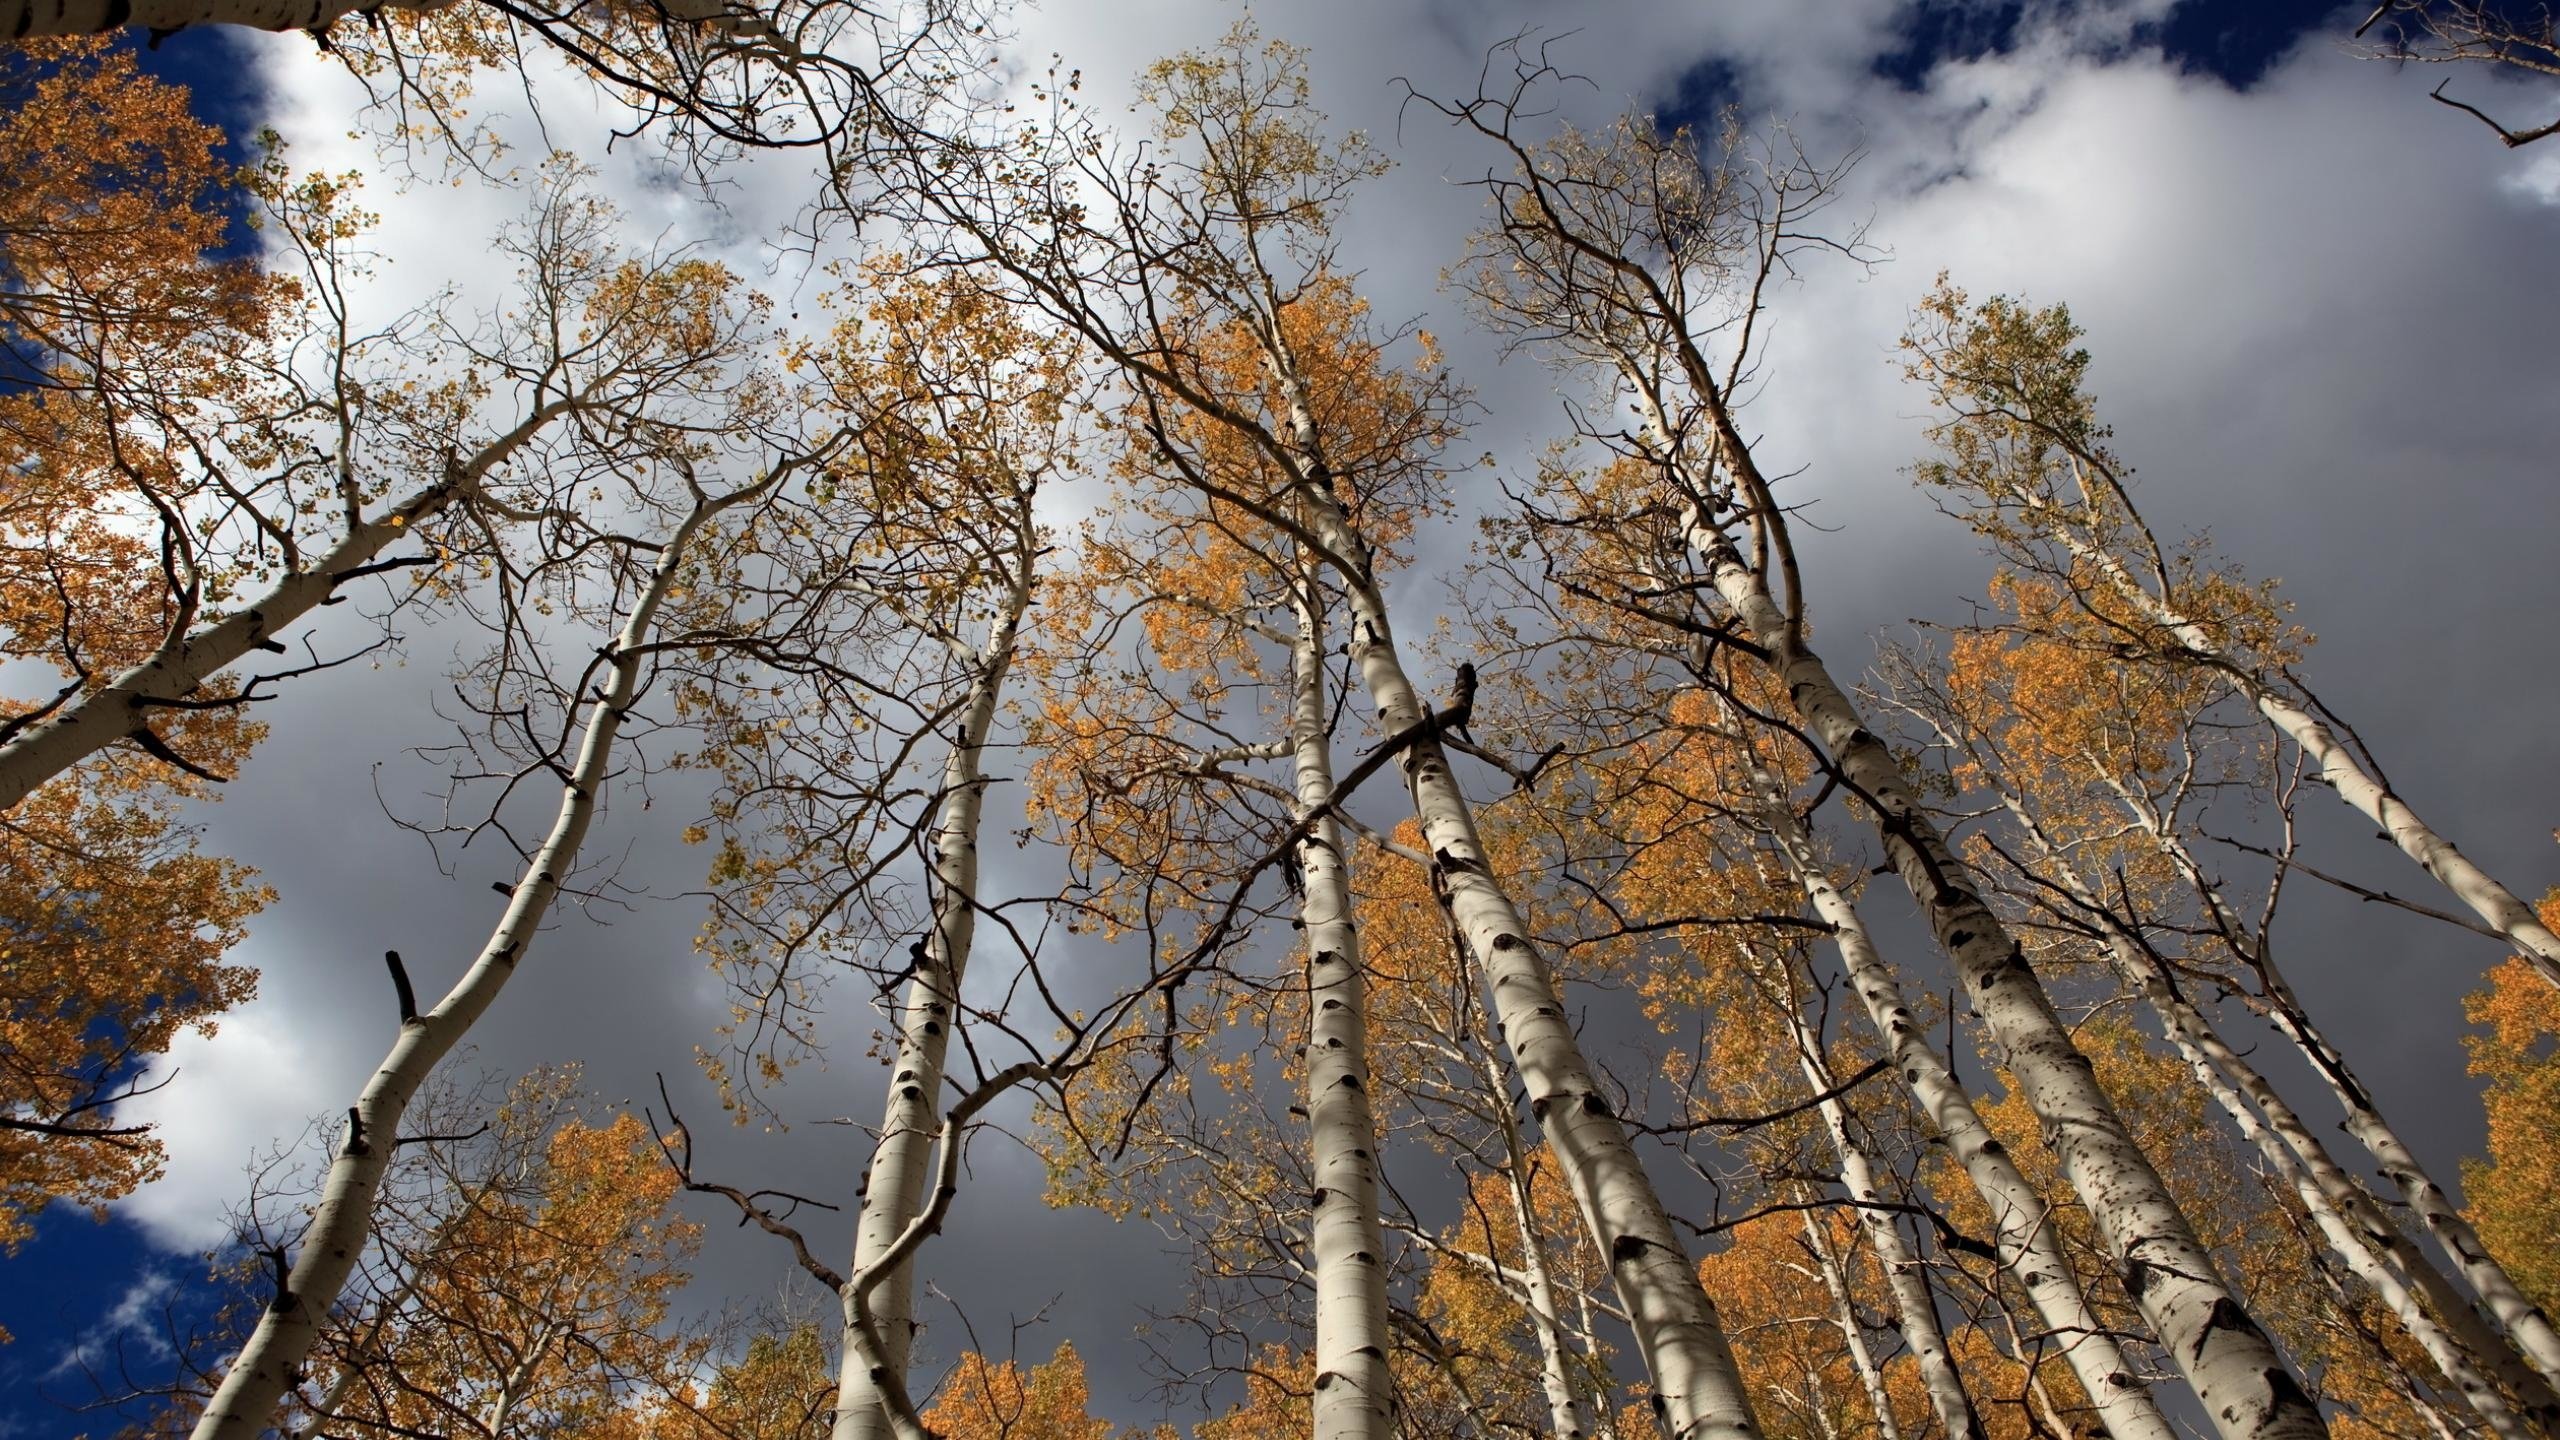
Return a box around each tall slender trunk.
[1682,501,2322,1440]
[833,564,1034,1440]
[2298,1203,2473,1440]
[293,1167,511,1436]
[1266,362,1759,1438]
[1778,994,1983,1440]
[2113,929,2528,1440]
[1799,1194,1907,1440]
[2036,494,2560,990]
[0,399,566,812]
[2124,791,2560,1389]
[1997,790,2560,1434]
[1751,776,2180,1440]
[1326,546,1758,1440]
[1286,570,1397,1440]
[191,485,727,1440]
[1463,1003,1599,1440]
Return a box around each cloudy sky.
[7,0,2560,1433]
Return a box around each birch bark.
[1798,1197,1906,1440]
[191,479,737,1440]
[2025,486,2560,991]
[1683,506,2323,1440]
[1780,1004,1982,1440]
[2111,931,2527,1440]
[1992,786,2560,1432]
[1319,519,1759,1440]
[2125,796,2560,1390]
[832,563,1034,1440]
[0,398,565,813]
[1752,776,2180,1440]
[1266,358,1759,1438]
[1286,573,1397,1440]
[1449,995,1602,1440]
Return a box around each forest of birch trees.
[3,3,2557,1439]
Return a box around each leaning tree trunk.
[832,563,1034,1440]
[2126,792,2560,1390]
[1797,1194,1907,1440]
[1287,571,1397,1440]
[0,404,566,814]
[2111,928,2528,1440]
[1778,998,1983,1440]
[2036,499,2560,990]
[1266,359,1760,1440]
[1751,775,2182,1440]
[1461,1002,1601,1440]
[191,484,727,1440]
[1682,500,2325,1440]
[1999,790,2560,1434]
[2299,1204,2475,1440]
[1317,530,1759,1440]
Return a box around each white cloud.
[46,1268,179,1381]
[114,1005,331,1252]
[2504,147,2560,206]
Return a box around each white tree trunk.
[2128,799,2560,1393]
[1464,1013,1600,1440]
[1255,346,1756,1439]
[1284,575,1398,1440]
[1798,1196,1907,1440]
[1780,1002,1981,1440]
[1753,777,2180,1440]
[2116,930,2528,1439]
[2004,789,2560,1432]
[1685,522,2326,1440]
[1314,521,1758,1440]
[0,402,563,814]
[2038,498,2560,990]
[832,564,1034,1440]
[190,485,726,1440]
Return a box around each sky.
[8,0,2560,1433]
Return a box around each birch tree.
[1023,284,1457,1438]
[0,132,694,816]
[713,270,1078,1440]
[899,30,1767,1436]
[189,181,835,1439]
[1429,63,2327,1438]
[1890,567,2560,1419]
[1902,283,2560,994]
